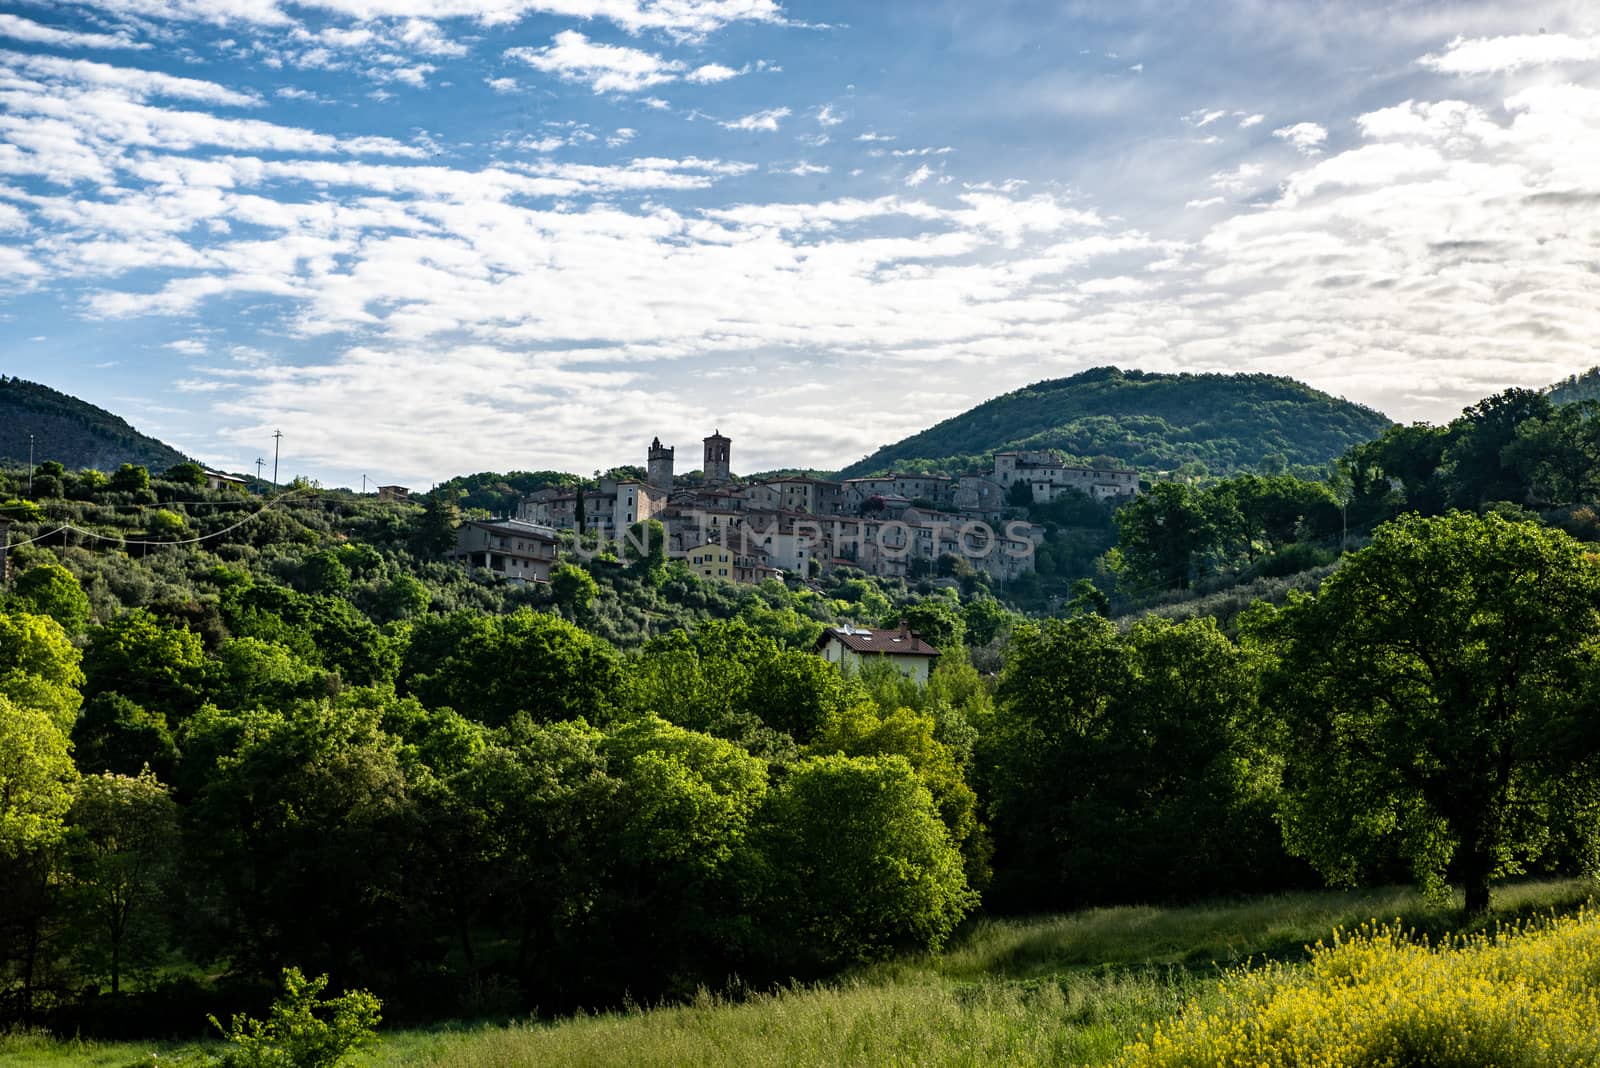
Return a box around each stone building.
[449,518,558,582]
[647,437,674,491]
[815,621,940,683]
[703,430,732,483]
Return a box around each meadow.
[4,877,1592,1068]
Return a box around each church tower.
[647,436,674,491]
[703,430,731,484]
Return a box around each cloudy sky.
[2,1,1599,486]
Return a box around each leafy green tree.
[985,615,1287,909]
[146,509,187,540]
[71,693,180,783]
[64,770,180,994]
[10,563,92,636]
[185,701,414,978]
[1064,577,1109,617]
[411,492,460,556]
[962,596,1015,647]
[549,562,599,617]
[82,609,207,722]
[754,754,975,968]
[212,637,329,710]
[0,695,77,858]
[1112,481,1216,592]
[161,462,208,488]
[403,609,621,726]
[0,609,85,732]
[110,463,149,494]
[595,716,769,987]
[1247,511,1600,913]
[299,550,351,595]
[809,702,988,887]
[373,574,430,622]
[623,518,668,574]
[880,600,965,650]
[211,967,381,1068]
[1442,388,1553,509]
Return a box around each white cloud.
[687,62,740,83]
[782,161,828,176]
[1209,162,1265,194]
[1,50,262,107]
[506,31,683,94]
[641,96,670,110]
[607,127,636,147]
[1185,108,1228,127]
[0,13,149,50]
[485,75,518,93]
[1239,113,1265,128]
[856,131,894,142]
[43,0,783,39]
[1274,121,1328,154]
[720,106,790,131]
[904,164,933,187]
[1420,33,1600,75]
[816,103,844,126]
[891,146,953,157]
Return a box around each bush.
[210,968,380,1068]
[1116,910,1600,1067]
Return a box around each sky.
[2,1,1599,488]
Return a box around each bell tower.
[647,436,675,491]
[703,430,731,484]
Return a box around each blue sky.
[2,0,1599,487]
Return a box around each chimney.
[899,617,910,639]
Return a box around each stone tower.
[703,430,731,484]
[647,436,675,491]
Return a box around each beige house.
[449,518,558,583]
[993,450,1139,501]
[377,485,411,502]
[815,622,940,683]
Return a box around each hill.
[1547,367,1600,406]
[838,367,1394,478]
[0,375,189,473]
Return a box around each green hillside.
[0,375,189,472]
[1547,367,1600,406]
[838,367,1394,478]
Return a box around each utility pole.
[362,474,368,494]
[271,430,283,487]
[255,457,266,481]
[27,433,34,495]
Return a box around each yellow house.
[814,621,940,683]
[684,538,737,582]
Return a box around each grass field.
[5,877,1593,1068]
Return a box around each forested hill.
[0,376,189,472]
[1547,367,1600,406]
[837,367,1394,478]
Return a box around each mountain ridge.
[837,366,1395,479]
[0,376,190,473]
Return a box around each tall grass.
[5,877,1593,1068]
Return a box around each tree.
[411,492,459,556]
[754,754,975,968]
[549,563,598,617]
[211,967,381,1068]
[1247,511,1600,913]
[64,770,180,994]
[299,550,351,595]
[161,462,208,488]
[71,693,180,783]
[373,574,430,622]
[82,609,207,722]
[109,464,150,494]
[0,609,85,732]
[10,563,92,636]
[0,695,77,859]
[984,615,1288,909]
[146,509,187,540]
[1112,481,1216,592]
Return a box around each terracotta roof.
[816,624,939,658]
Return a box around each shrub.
[1116,910,1600,1067]
[210,968,380,1068]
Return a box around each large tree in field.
[1248,511,1600,914]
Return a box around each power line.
[1,486,321,554]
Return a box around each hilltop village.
[449,431,1141,587]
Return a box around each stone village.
[447,431,1141,594]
